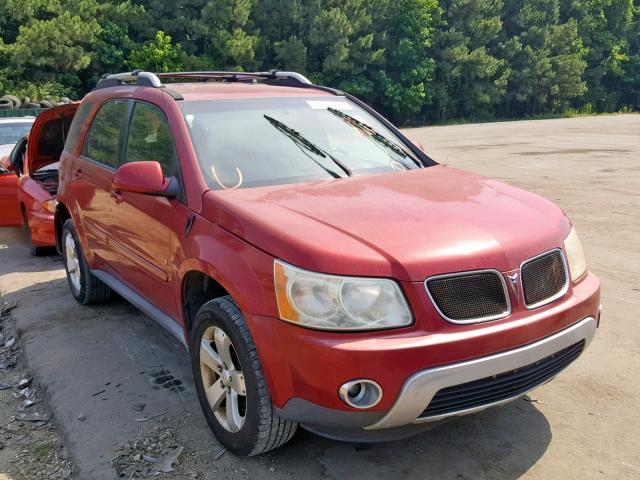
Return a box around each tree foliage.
[0,0,637,123]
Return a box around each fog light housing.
[338,379,382,409]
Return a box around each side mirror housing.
[113,161,174,197]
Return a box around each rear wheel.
[61,219,111,304]
[191,297,297,456]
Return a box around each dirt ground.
[0,113,638,479]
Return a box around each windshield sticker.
[306,100,354,110]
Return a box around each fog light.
[338,379,382,409]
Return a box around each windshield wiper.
[327,107,422,169]
[263,115,352,178]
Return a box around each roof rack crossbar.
[94,70,311,91]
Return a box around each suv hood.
[203,166,571,281]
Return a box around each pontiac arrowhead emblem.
[507,273,519,304]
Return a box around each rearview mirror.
[112,161,176,197]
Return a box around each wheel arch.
[54,202,71,254]
[181,269,231,338]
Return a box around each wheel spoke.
[230,371,246,395]
[200,339,222,372]
[225,390,243,432]
[205,378,226,410]
[214,328,234,368]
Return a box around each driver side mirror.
[112,161,178,198]
[410,139,424,151]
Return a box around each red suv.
[55,71,601,456]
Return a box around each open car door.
[0,160,21,227]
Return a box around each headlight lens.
[564,227,587,282]
[42,199,57,214]
[274,260,412,331]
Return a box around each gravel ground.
[0,301,73,479]
[0,113,638,479]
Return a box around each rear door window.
[83,100,129,169]
[123,102,177,176]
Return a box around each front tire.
[190,297,297,456]
[61,219,111,304]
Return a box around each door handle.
[73,169,83,179]
[110,190,123,202]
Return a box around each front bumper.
[28,210,55,246]
[366,315,596,430]
[274,316,596,441]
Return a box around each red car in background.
[9,104,78,254]
[0,117,35,227]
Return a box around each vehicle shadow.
[0,227,62,275]
[284,400,552,479]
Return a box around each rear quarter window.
[63,101,93,154]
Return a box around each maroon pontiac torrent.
[53,70,601,455]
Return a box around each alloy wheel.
[199,326,247,432]
[64,232,81,292]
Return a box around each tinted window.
[124,102,177,176]
[0,122,33,145]
[64,101,93,153]
[180,97,424,190]
[83,100,129,168]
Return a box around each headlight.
[564,227,587,282]
[42,199,57,214]
[274,260,412,331]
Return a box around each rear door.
[73,100,130,265]
[108,100,182,318]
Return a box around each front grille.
[426,271,509,323]
[521,250,568,307]
[420,340,585,419]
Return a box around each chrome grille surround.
[424,269,511,324]
[520,248,569,309]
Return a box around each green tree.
[299,1,383,98]
[126,31,184,72]
[373,0,440,122]
[198,0,259,69]
[502,0,587,115]
[0,0,101,91]
[430,0,510,121]
[562,0,634,111]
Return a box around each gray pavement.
[1,113,639,479]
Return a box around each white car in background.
[0,117,35,157]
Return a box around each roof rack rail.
[94,70,312,91]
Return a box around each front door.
[108,100,181,318]
[0,167,21,227]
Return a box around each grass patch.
[30,441,56,460]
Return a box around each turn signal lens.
[42,199,57,214]
[564,227,587,282]
[274,260,412,331]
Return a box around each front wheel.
[191,297,297,456]
[61,219,111,304]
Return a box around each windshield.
[0,122,33,145]
[180,96,425,190]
